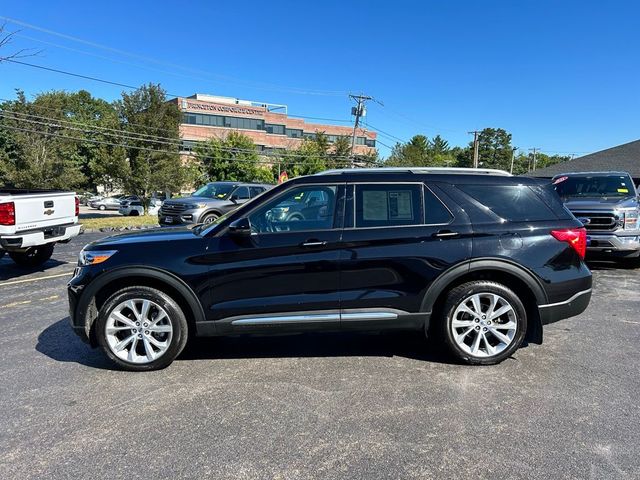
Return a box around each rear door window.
[457,184,554,222]
[355,184,423,228]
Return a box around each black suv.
[68,168,592,370]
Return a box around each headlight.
[185,203,207,209]
[78,249,118,266]
[620,209,639,230]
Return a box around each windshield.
[192,183,235,199]
[554,175,636,197]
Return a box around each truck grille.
[160,203,188,214]
[573,211,620,232]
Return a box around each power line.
[1,16,348,97]
[5,59,164,93]
[0,123,376,167]
[0,109,374,161]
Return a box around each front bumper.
[538,288,592,325]
[0,223,82,249]
[158,209,201,226]
[586,233,640,256]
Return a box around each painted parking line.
[0,271,74,287]
[0,294,61,310]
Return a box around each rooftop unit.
[187,94,287,113]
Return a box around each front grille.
[160,203,188,214]
[573,211,620,232]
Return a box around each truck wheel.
[9,244,55,267]
[439,281,527,365]
[95,286,189,371]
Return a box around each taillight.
[551,227,587,258]
[0,202,16,226]
[75,196,80,217]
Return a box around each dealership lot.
[0,233,639,479]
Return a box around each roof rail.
[317,167,512,176]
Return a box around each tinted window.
[249,187,265,198]
[457,185,553,222]
[249,186,337,233]
[424,187,453,224]
[192,183,235,199]
[233,186,250,200]
[355,184,422,228]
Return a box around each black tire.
[438,281,527,365]
[130,210,139,216]
[99,205,106,211]
[96,286,189,371]
[9,244,55,267]
[201,212,219,224]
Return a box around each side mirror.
[230,193,239,203]
[228,217,252,236]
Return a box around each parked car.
[119,197,163,216]
[553,171,640,262]
[1,188,81,266]
[78,192,97,206]
[158,182,272,226]
[89,196,123,211]
[68,167,592,371]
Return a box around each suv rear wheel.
[96,286,188,371]
[440,281,527,365]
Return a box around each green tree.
[115,83,182,198]
[0,90,90,189]
[194,131,271,183]
[474,128,513,170]
[385,134,456,167]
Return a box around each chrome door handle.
[301,240,328,247]
[433,230,459,238]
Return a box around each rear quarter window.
[456,184,555,222]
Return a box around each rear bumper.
[0,223,81,249]
[538,288,592,325]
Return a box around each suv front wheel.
[440,281,527,365]
[96,286,189,371]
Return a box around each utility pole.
[349,93,373,167]
[529,147,539,171]
[510,147,517,174]
[468,131,480,168]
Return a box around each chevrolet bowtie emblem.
[44,209,55,216]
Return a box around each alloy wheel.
[105,299,173,364]
[450,292,518,358]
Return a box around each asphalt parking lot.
[0,232,639,479]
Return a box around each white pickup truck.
[0,189,82,267]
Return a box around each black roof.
[531,139,640,179]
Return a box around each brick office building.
[171,94,377,156]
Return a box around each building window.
[180,140,198,152]
[365,138,376,148]
[286,128,303,138]
[182,113,264,131]
[303,132,316,140]
[266,124,286,135]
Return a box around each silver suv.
[159,182,272,226]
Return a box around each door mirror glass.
[228,217,252,236]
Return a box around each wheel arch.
[422,259,547,344]
[77,266,207,347]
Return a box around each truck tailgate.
[14,192,77,232]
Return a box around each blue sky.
[1,0,638,157]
